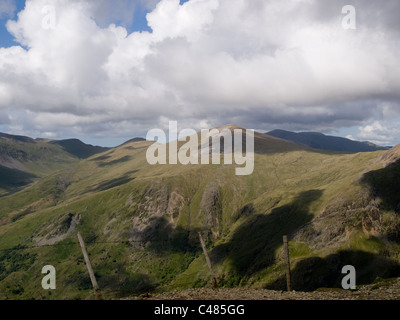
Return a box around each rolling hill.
[266,129,390,153]
[0,126,399,299]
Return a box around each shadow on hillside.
[266,249,400,291]
[360,159,400,242]
[210,189,323,277]
[129,216,202,254]
[361,159,400,214]
[86,170,139,193]
[0,165,37,197]
[97,271,155,298]
[95,176,134,191]
[91,154,112,161]
[72,262,155,298]
[97,155,132,167]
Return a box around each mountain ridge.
[266,129,390,153]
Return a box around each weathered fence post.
[77,232,102,300]
[198,232,218,289]
[283,235,292,292]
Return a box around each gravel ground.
[128,279,400,300]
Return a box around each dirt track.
[128,279,400,300]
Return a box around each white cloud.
[0,0,16,19]
[355,120,400,146]
[0,0,400,145]
[87,0,137,28]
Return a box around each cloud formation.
[0,0,399,145]
[0,0,16,19]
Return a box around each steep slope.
[0,127,399,299]
[267,129,390,153]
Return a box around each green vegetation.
[0,131,399,299]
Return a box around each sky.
[0,0,399,147]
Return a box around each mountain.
[119,137,146,146]
[0,126,400,299]
[49,139,109,159]
[0,133,108,196]
[266,129,390,153]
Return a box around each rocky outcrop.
[294,196,384,248]
[34,212,81,246]
[199,182,223,238]
[130,181,185,242]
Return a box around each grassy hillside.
[0,129,399,299]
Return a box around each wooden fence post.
[283,235,292,292]
[77,232,102,300]
[198,232,218,289]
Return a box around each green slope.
[0,129,399,299]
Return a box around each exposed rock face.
[34,212,81,246]
[361,204,382,238]
[130,181,185,242]
[128,180,225,242]
[199,182,223,238]
[293,196,384,249]
[167,191,185,224]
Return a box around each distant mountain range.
[0,129,393,196]
[266,129,391,153]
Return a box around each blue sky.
[0,0,155,48]
[0,0,192,48]
[0,0,24,47]
[0,0,157,146]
